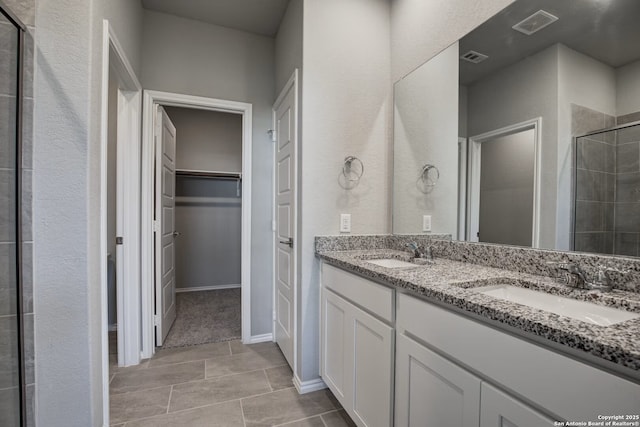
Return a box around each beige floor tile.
[321,410,356,427]
[229,340,278,355]
[110,361,204,394]
[265,365,294,390]
[109,386,170,424]
[206,348,287,378]
[150,341,231,367]
[277,415,325,426]
[242,388,339,427]
[124,400,244,427]
[169,369,271,412]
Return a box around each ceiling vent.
[460,50,489,64]
[512,10,559,35]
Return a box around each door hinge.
[268,129,277,143]
[116,236,123,245]
[154,315,160,326]
[153,220,160,233]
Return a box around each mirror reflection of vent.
[461,51,488,64]
[512,10,558,35]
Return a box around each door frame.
[99,20,142,426]
[467,117,542,248]
[141,90,253,358]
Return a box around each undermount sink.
[366,258,417,268]
[475,284,639,326]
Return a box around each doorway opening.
[467,118,542,247]
[141,91,253,359]
[156,106,244,348]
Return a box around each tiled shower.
[574,105,640,256]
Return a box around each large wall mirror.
[393,0,640,257]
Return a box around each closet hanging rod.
[175,169,242,180]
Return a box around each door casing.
[467,117,542,248]
[141,91,253,359]
[99,20,143,427]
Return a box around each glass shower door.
[0,5,25,427]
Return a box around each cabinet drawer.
[321,263,394,323]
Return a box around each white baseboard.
[246,333,273,344]
[293,375,327,394]
[176,284,241,293]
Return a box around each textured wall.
[299,0,391,383]
[34,0,144,424]
[393,43,459,236]
[141,10,275,336]
[390,0,514,83]
[275,0,303,95]
[467,45,560,249]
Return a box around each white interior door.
[154,106,177,346]
[273,74,297,367]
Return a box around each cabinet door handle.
[279,237,293,248]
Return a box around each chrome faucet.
[548,262,625,292]
[406,242,434,261]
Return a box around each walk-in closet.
[161,106,243,348]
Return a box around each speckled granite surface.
[315,239,640,373]
[316,235,640,292]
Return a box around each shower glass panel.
[0,5,24,427]
[574,123,640,256]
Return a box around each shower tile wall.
[1,1,35,426]
[614,116,640,256]
[572,104,616,254]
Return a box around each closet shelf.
[176,169,242,180]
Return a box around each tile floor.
[109,340,355,426]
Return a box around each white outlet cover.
[340,214,351,233]
[423,215,432,232]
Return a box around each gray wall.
[142,10,275,336]
[275,0,303,95]
[34,0,143,424]
[616,59,640,117]
[393,43,459,236]
[390,0,514,82]
[299,0,392,383]
[165,107,243,173]
[164,107,243,290]
[557,44,616,250]
[479,129,535,246]
[467,44,559,249]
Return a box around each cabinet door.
[480,383,555,427]
[321,288,349,403]
[395,333,481,427]
[350,305,394,427]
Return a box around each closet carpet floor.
[162,288,241,349]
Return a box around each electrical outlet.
[423,215,432,232]
[340,214,351,233]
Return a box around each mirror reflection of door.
[478,129,535,246]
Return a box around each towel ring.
[343,156,364,182]
[418,164,439,193]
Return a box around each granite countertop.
[317,248,640,374]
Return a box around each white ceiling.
[141,0,290,37]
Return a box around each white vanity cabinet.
[320,264,394,427]
[395,333,481,426]
[479,383,555,427]
[396,292,640,426]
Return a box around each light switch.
[423,215,432,232]
[340,214,351,233]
